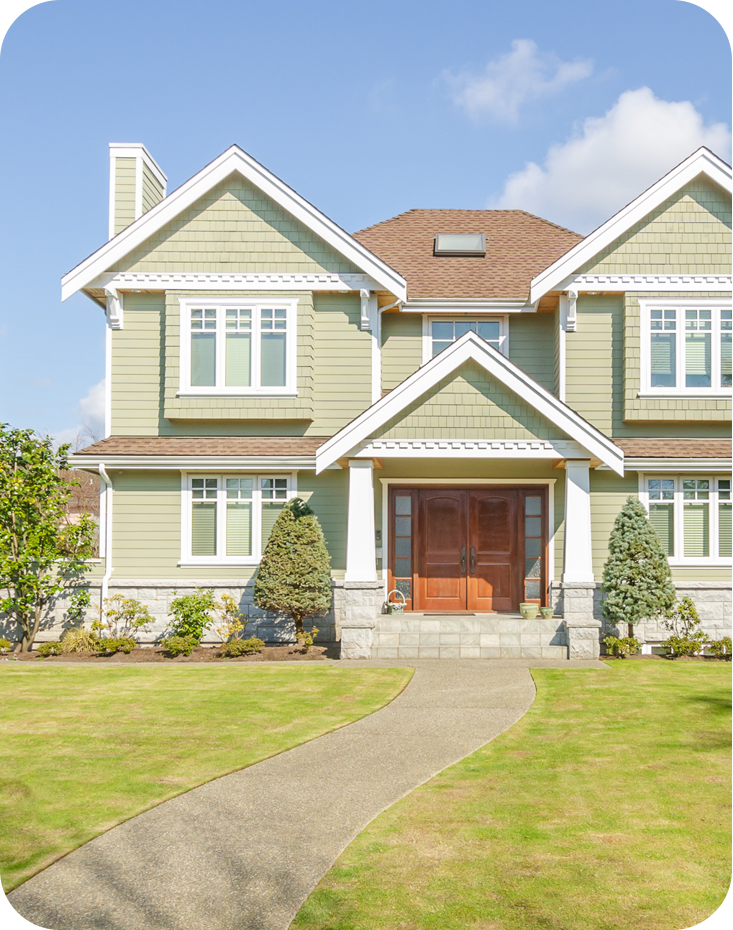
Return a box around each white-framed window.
[642,475,732,564]
[182,473,296,564]
[640,299,732,397]
[422,316,508,363]
[179,298,298,395]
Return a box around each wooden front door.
[391,486,545,612]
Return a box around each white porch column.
[345,460,377,582]
[562,459,594,583]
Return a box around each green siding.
[141,162,164,215]
[113,158,136,236]
[115,174,362,275]
[565,295,622,434]
[311,293,372,433]
[579,177,731,276]
[111,293,165,436]
[508,313,556,393]
[374,361,569,441]
[381,313,423,392]
[299,469,348,574]
[589,470,639,578]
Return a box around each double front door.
[390,487,546,612]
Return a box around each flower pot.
[519,602,539,620]
[540,607,555,619]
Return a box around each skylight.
[434,233,486,256]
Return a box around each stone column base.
[340,621,376,659]
[563,618,602,660]
[333,580,384,659]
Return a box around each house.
[60,143,731,659]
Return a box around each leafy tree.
[601,496,676,638]
[0,425,96,652]
[254,498,331,638]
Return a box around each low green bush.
[662,597,707,657]
[36,642,62,658]
[167,589,216,642]
[603,635,641,658]
[61,627,100,653]
[0,638,12,654]
[160,634,199,657]
[297,627,319,652]
[707,637,732,660]
[220,637,265,658]
[96,637,136,655]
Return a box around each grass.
[294,661,731,930]
[0,663,412,892]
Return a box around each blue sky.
[0,0,730,445]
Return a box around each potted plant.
[519,602,539,620]
[540,606,554,619]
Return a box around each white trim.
[91,271,384,293]
[530,148,732,303]
[179,471,297,566]
[316,331,624,475]
[558,295,567,402]
[402,299,529,312]
[178,297,297,396]
[134,156,143,221]
[63,145,406,302]
[421,315,509,365]
[98,464,113,608]
[623,457,731,473]
[104,323,112,438]
[639,298,732,397]
[563,273,732,292]
[108,150,116,241]
[370,294,381,405]
[379,477,557,586]
[70,456,315,470]
[357,439,584,459]
[105,287,123,329]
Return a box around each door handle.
[470,546,476,574]
[461,546,466,573]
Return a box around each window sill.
[178,559,259,568]
[638,391,732,400]
[177,390,299,399]
[667,559,733,568]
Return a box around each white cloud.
[54,380,106,450]
[491,87,732,233]
[442,39,593,123]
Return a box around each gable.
[372,361,568,442]
[578,177,731,277]
[112,174,363,276]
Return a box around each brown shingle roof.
[74,436,328,457]
[352,209,583,300]
[614,439,732,459]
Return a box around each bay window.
[643,300,732,395]
[181,299,296,394]
[185,474,293,563]
[644,476,732,563]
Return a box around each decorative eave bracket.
[105,286,123,329]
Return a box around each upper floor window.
[642,300,732,396]
[645,475,731,563]
[180,299,297,395]
[185,474,293,564]
[429,317,507,360]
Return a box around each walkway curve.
[9,659,599,930]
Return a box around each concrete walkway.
[9,658,604,930]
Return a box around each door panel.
[468,490,519,612]
[417,490,467,611]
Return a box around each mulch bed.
[6,643,339,663]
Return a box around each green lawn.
[0,663,412,892]
[294,661,731,930]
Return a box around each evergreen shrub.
[602,496,676,638]
[220,637,265,657]
[160,634,199,657]
[35,642,62,658]
[254,498,332,638]
[662,596,708,657]
[603,635,642,658]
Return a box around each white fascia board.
[402,299,529,312]
[530,147,732,304]
[620,457,732,473]
[109,143,168,188]
[315,331,624,475]
[64,146,407,302]
[68,455,316,470]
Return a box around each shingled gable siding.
[624,291,731,423]
[162,289,315,421]
[508,313,556,393]
[114,158,137,236]
[110,468,349,579]
[381,312,423,392]
[566,294,622,435]
[141,161,164,215]
[372,361,568,442]
[114,173,363,275]
[578,177,731,277]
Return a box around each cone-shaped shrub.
[254,498,332,634]
[602,496,676,636]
